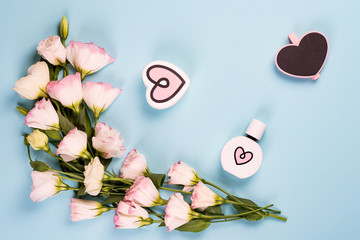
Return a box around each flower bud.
[60,16,69,42]
[27,129,50,151]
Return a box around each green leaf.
[77,185,86,197]
[78,105,93,138]
[16,107,29,116]
[57,110,75,135]
[45,130,62,140]
[176,219,210,232]
[228,195,258,207]
[49,140,60,148]
[158,222,165,227]
[147,173,165,189]
[202,205,223,216]
[227,195,263,221]
[30,161,49,172]
[103,195,124,204]
[99,156,112,169]
[46,59,62,81]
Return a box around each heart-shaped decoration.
[234,146,253,165]
[275,31,329,80]
[142,61,190,109]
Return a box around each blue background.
[1,0,359,239]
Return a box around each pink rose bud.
[191,181,225,211]
[92,122,125,159]
[83,157,104,196]
[14,62,50,100]
[124,176,165,207]
[25,98,60,131]
[70,198,107,222]
[168,161,200,188]
[165,193,200,232]
[66,41,115,79]
[120,149,148,180]
[114,201,152,229]
[56,127,91,162]
[30,170,66,202]
[37,35,66,66]
[46,72,83,113]
[82,81,121,119]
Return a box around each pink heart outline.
[146,65,185,103]
[234,146,253,165]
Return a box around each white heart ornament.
[142,60,190,109]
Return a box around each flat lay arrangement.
[4,1,360,240]
[14,17,286,233]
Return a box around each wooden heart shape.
[275,31,329,80]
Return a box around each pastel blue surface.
[1,0,359,239]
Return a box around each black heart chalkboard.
[275,32,328,80]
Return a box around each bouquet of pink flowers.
[14,17,286,233]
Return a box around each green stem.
[159,186,192,195]
[51,169,84,179]
[200,204,273,220]
[104,176,133,185]
[46,150,82,173]
[101,192,124,196]
[59,175,83,182]
[224,199,278,212]
[86,142,95,158]
[152,220,164,223]
[63,64,69,77]
[210,218,242,223]
[147,208,165,220]
[268,213,287,221]
[47,150,62,160]
[202,178,264,218]
[201,179,232,196]
[26,144,33,162]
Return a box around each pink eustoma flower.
[30,170,66,202]
[25,98,60,131]
[123,176,165,207]
[92,122,125,159]
[70,198,107,222]
[56,127,91,162]
[165,193,200,232]
[120,149,148,180]
[168,161,200,190]
[46,72,83,113]
[82,81,121,119]
[191,181,225,211]
[37,35,66,66]
[66,41,115,79]
[114,201,152,229]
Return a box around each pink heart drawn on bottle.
[234,146,253,165]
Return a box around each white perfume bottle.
[221,119,267,179]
